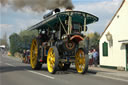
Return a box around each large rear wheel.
[75,48,89,74]
[47,46,59,74]
[30,39,42,70]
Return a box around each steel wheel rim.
[75,49,86,73]
[30,39,38,69]
[47,48,55,73]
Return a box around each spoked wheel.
[75,48,89,74]
[47,46,59,74]
[30,39,42,70]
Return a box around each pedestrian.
[26,50,30,64]
[22,50,26,63]
[88,50,93,66]
[92,49,98,67]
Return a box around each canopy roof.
[28,11,99,30]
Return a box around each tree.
[9,28,38,56]
[9,33,22,56]
[19,30,38,50]
[87,32,100,50]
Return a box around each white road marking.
[95,75,128,83]
[5,63,16,67]
[4,62,54,79]
[26,70,55,79]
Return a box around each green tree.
[88,32,100,50]
[19,30,38,50]
[9,33,22,56]
[9,30,38,55]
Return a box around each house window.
[102,42,108,56]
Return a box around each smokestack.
[43,8,60,19]
[0,0,74,13]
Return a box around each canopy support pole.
[84,14,87,32]
[68,15,72,35]
[58,16,68,35]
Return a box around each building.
[99,0,128,71]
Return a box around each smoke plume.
[0,0,74,12]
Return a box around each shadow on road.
[0,65,31,73]
[0,65,109,75]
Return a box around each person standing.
[22,50,26,63]
[88,50,93,66]
[92,49,98,67]
[26,50,30,64]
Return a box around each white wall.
[100,0,128,69]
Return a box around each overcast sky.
[0,0,123,39]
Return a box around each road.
[0,55,127,85]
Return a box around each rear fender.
[70,35,84,43]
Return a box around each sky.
[0,0,123,39]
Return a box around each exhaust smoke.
[0,0,74,12]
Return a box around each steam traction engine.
[28,9,98,74]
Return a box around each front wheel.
[47,46,59,74]
[30,39,42,70]
[75,48,89,74]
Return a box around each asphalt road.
[0,55,128,85]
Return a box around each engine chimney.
[43,8,60,19]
